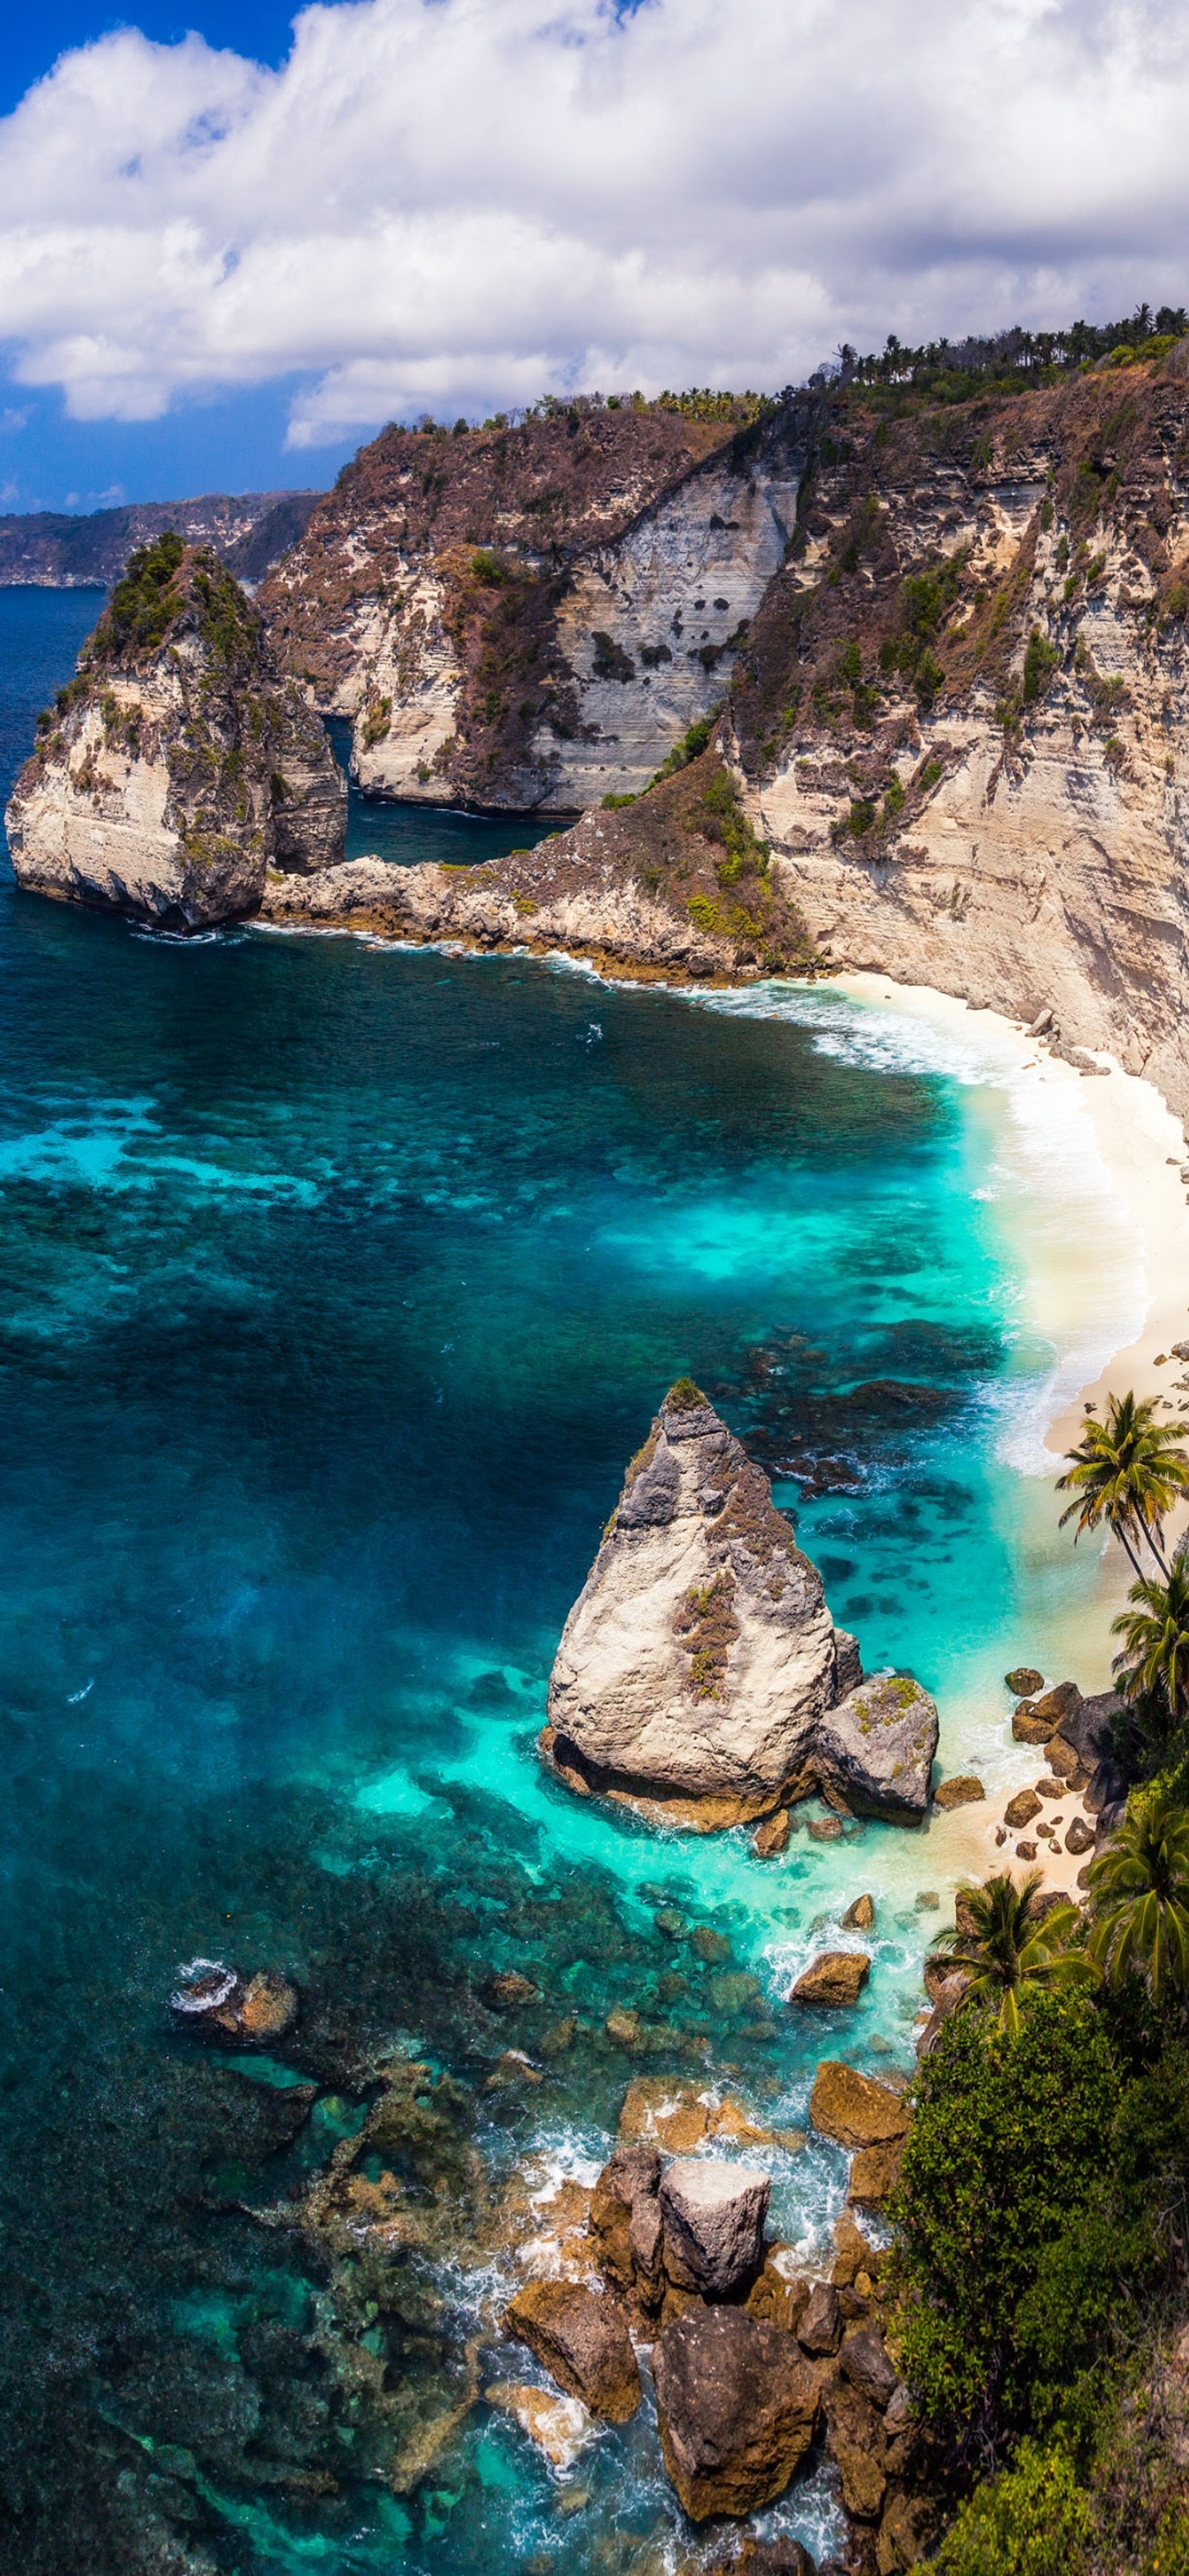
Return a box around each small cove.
[0,586,1149,2573]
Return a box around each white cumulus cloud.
[0,0,1186,445]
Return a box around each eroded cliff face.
[6,536,346,929]
[728,357,1189,1109]
[259,401,807,811]
[342,353,1188,1115]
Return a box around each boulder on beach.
[660,2157,770,2297]
[504,2279,641,2423]
[545,1383,936,1823]
[815,1671,939,1823]
[933,1775,985,1810]
[1005,1788,1043,1828]
[809,2062,911,2150]
[842,1893,875,1930]
[1005,1666,1045,1696]
[652,2303,822,2519]
[790,1951,871,2009]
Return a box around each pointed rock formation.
[6,533,345,930]
[545,1381,937,1825]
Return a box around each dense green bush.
[927,2441,1090,2575]
[891,1993,1119,2435]
[98,531,185,659]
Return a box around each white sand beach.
[832,972,1189,1901]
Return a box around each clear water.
[0,589,1124,2575]
[325,718,563,867]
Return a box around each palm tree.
[1112,1549,1189,1725]
[930,1872,1095,2037]
[1087,1788,1189,2005]
[1057,1391,1189,1577]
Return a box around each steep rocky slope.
[0,490,319,589]
[728,351,1189,1112]
[259,399,805,809]
[6,533,345,929]
[284,351,1189,1116]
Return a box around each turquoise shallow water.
[0,590,1115,2575]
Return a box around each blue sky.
[1,0,1187,517]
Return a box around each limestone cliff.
[543,1380,937,1823]
[728,349,1189,1114]
[6,533,346,929]
[259,351,1189,1123]
[259,398,806,811]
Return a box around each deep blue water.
[0,589,1090,2575]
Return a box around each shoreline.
[831,970,1189,1897]
[261,911,1185,1899]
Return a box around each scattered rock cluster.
[491,2060,935,2565]
[997,1673,1125,1866]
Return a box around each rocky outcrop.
[6,535,345,929]
[169,1959,298,2045]
[790,1952,872,2009]
[659,2159,770,2298]
[259,398,807,811]
[652,2304,823,2520]
[809,2063,912,2151]
[543,1380,937,1823]
[503,2280,641,2424]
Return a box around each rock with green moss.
[545,1383,936,1823]
[816,1669,939,1822]
[6,533,345,929]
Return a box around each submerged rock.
[933,1774,985,1810]
[484,2380,594,2472]
[7,533,344,929]
[504,2280,641,2422]
[545,1382,936,1823]
[653,2303,822,2519]
[169,1959,298,2045]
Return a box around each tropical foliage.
[929,1872,1094,2034]
[1057,1392,1189,1577]
[1086,1788,1189,2005]
[890,1993,1120,2435]
[1112,1551,1189,1725]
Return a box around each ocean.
[0,585,1136,2574]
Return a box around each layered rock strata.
[544,1380,937,1823]
[6,534,345,929]
[259,399,806,809]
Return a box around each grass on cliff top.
[92,531,258,672]
[95,531,186,661]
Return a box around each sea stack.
[545,1381,938,1825]
[5,533,346,930]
